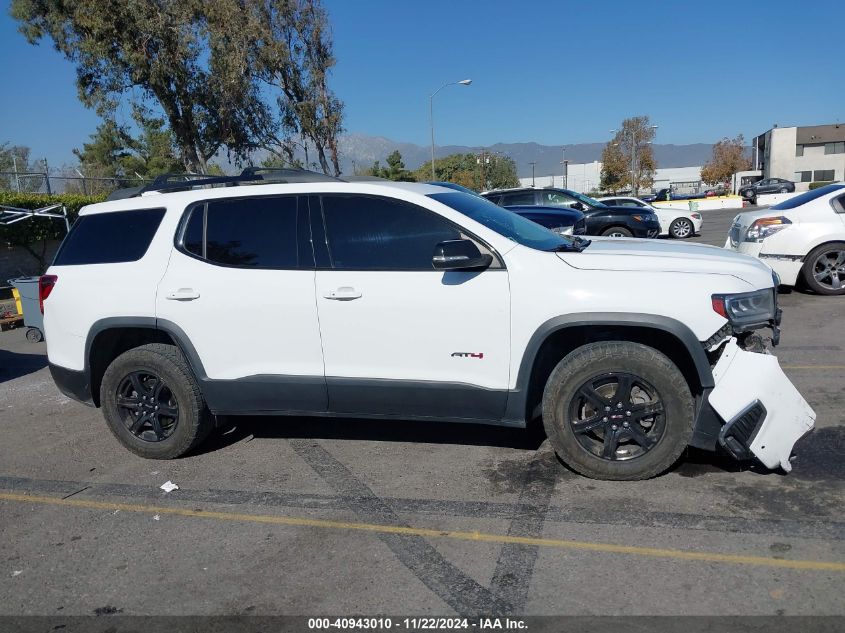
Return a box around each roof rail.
[105,168,345,201]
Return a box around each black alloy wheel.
[568,372,666,461]
[115,370,179,442]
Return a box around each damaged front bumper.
[707,339,815,472]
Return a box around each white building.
[519,163,702,194]
[753,124,845,184]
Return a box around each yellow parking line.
[1,491,843,572]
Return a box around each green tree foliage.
[603,116,658,194]
[11,0,343,175]
[0,143,42,192]
[700,134,751,186]
[364,151,415,181]
[73,117,182,183]
[0,192,105,273]
[415,153,519,190]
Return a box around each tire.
[541,341,694,480]
[779,188,789,193]
[100,343,213,459]
[25,328,43,343]
[669,217,694,239]
[601,226,633,238]
[800,242,845,295]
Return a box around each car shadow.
[0,348,48,383]
[192,414,549,456]
[193,414,828,481]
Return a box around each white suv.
[41,171,815,480]
[725,183,845,295]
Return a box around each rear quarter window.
[53,208,166,265]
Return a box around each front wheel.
[100,343,213,459]
[542,341,694,480]
[601,226,633,238]
[801,242,845,295]
[669,217,694,239]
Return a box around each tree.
[0,143,40,192]
[414,153,518,190]
[11,0,343,175]
[603,116,658,194]
[700,135,751,186]
[71,117,183,193]
[382,151,414,181]
[600,142,627,193]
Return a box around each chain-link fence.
[0,171,151,196]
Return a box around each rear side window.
[501,192,536,206]
[320,195,461,270]
[54,208,165,265]
[181,196,299,268]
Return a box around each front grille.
[647,229,660,238]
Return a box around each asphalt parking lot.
[1,206,843,621]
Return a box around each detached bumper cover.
[708,339,815,472]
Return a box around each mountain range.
[336,134,715,177]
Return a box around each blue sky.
[1,0,843,167]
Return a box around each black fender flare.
[502,313,714,424]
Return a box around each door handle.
[323,286,362,301]
[166,288,200,301]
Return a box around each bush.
[0,192,106,273]
[809,181,835,190]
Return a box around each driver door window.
[540,191,578,208]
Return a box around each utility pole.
[560,147,568,190]
[12,155,21,193]
[529,162,536,187]
[43,158,52,195]
[631,133,638,196]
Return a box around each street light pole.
[429,79,472,181]
[529,161,536,187]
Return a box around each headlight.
[744,216,792,242]
[631,214,644,222]
[711,289,775,329]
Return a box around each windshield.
[428,191,579,251]
[771,184,845,210]
[570,191,607,208]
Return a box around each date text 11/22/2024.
[307,617,528,630]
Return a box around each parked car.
[503,205,587,236]
[482,187,661,238]
[725,183,845,295]
[42,172,813,480]
[598,196,703,239]
[425,181,481,196]
[740,178,795,201]
[650,188,707,202]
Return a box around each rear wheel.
[801,242,845,295]
[601,226,633,238]
[542,341,694,480]
[779,187,789,193]
[100,343,213,459]
[669,217,694,239]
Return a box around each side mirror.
[571,202,585,211]
[432,239,493,271]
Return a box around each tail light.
[39,275,58,314]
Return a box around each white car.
[41,171,813,480]
[599,196,703,239]
[725,183,845,295]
